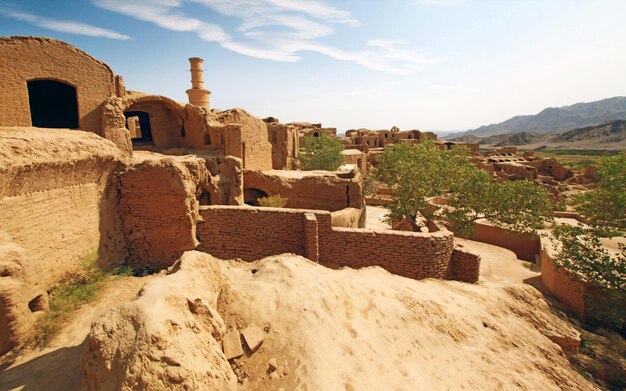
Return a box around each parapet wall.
[197,206,479,282]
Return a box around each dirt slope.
[79,251,595,390]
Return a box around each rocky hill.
[552,119,626,143]
[451,120,626,150]
[449,97,626,138]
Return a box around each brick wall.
[197,206,479,282]
[118,158,199,270]
[449,247,481,283]
[198,207,306,260]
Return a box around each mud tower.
[186,57,211,109]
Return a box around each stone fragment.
[223,330,244,360]
[268,358,278,372]
[241,323,264,352]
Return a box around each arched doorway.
[27,80,79,128]
[124,111,153,145]
[243,188,268,206]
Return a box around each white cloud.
[0,8,131,40]
[91,0,443,74]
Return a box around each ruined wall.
[118,157,200,271]
[216,109,273,170]
[0,127,126,355]
[197,206,478,282]
[0,36,116,134]
[243,170,364,213]
[267,123,299,169]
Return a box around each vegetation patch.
[28,252,134,348]
[257,194,288,208]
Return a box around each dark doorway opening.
[27,80,79,128]
[198,190,211,205]
[125,111,153,145]
[243,188,268,206]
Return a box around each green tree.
[552,153,626,291]
[574,153,626,230]
[374,140,553,235]
[299,134,344,171]
[445,168,554,237]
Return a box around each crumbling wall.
[0,127,127,355]
[0,36,116,134]
[243,169,364,214]
[216,109,272,170]
[118,157,200,271]
[267,122,299,169]
[197,206,476,282]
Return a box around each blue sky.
[1,0,625,133]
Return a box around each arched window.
[27,80,79,128]
[204,133,212,145]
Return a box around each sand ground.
[0,276,150,391]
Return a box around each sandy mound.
[82,251,595,390]
[81,252,236,390]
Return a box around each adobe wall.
[470,220,540,262]
[540,238,626,328]
[0,127,127,355]
[267,122,299,169]
[0,36,117,135]
[539,240,585,316]
[243,169,365,214]
[216,109,273,170]
[117,157,201,271]
[197,206,479,282]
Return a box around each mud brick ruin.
[0,36,482,354]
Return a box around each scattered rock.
[223,330,244,360]
[241,323,264,352]
[268,358,278,372]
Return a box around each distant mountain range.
[445,96,626,138]
[449,120,626,150]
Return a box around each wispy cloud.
[0,8,132,40]
[91,0,443,74]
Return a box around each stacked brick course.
[118,158,199,270]
[449,247,481,283]
[197,206,480,282]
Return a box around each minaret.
[186,57,211,109]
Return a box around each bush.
[258,194,288,207]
